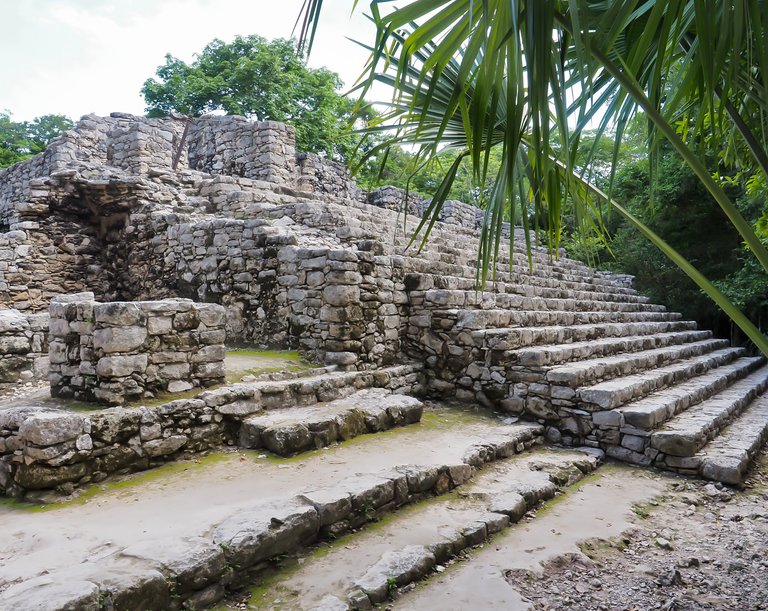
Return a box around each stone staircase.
[243,186,768,487]
[139,164,768,488]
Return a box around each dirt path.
[391,453,768,611]
[392,465,666,610]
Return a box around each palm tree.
[297,0,768,356]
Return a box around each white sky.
[0,0,376,122]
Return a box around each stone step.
[545,338,730,388]
[444,309,681,336]
[201,362,424,416]
[318,203,623,286]
[238,389,423,456]
[407,268,651,305]
[0,364,425,499]
[650,365,768,457]
[474,320,699,352]
[698,392,768,485]
[400,256,647,302]
[577,347,745,410]
[510,330,713,368]
[215,448,603,610]
[418,261,641,300]
[615,358,766,430]
[0,415,546,610]
[279,201,643,298]
[417,288,665,313]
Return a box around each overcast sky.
[1,0,376,122]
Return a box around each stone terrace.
[0,111,766,495]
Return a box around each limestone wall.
[187,116,296,184]
[48,294,226,404]
[296,153,364,202]
[368,186,426,216]
[0,309,49,387]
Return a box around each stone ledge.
[0,364,425,498]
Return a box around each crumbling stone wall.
[48,294,226,404]
[0,113,189,310]
[0,309,48,386]
[367,186,427,216]
[0,112,580,374]
[296,153,364,202]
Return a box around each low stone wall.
[48,294,226,404]
[0,364,423,498]
[0,309,49,387]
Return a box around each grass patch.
[631,501,654,519]
[250,406,501,466]
[224,350,318,383]
[577,536,628,560]
[227,350,306,361]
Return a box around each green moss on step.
[232,491,463,609]
[224,349,318,383]
[2,452,235,513]
[227,350,306,361]
[249,406,499,465]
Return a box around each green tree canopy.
[0,113,73,169]
[141,35,359,160]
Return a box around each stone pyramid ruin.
[0,112,765,609]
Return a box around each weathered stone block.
[93,326,148,353]
[96,354,148,378]
[18,412,86,446]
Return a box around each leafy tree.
[142,35,359,161]
[0,113,73,169]
[605,151,745,334]
[356,145,503,207]
[298,1,768,357]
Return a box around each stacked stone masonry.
[0,309,48,386]
[0,364,423,497]
[0,111,766,494]
[48,293,226,404]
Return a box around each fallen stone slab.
[238,389,423,455]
